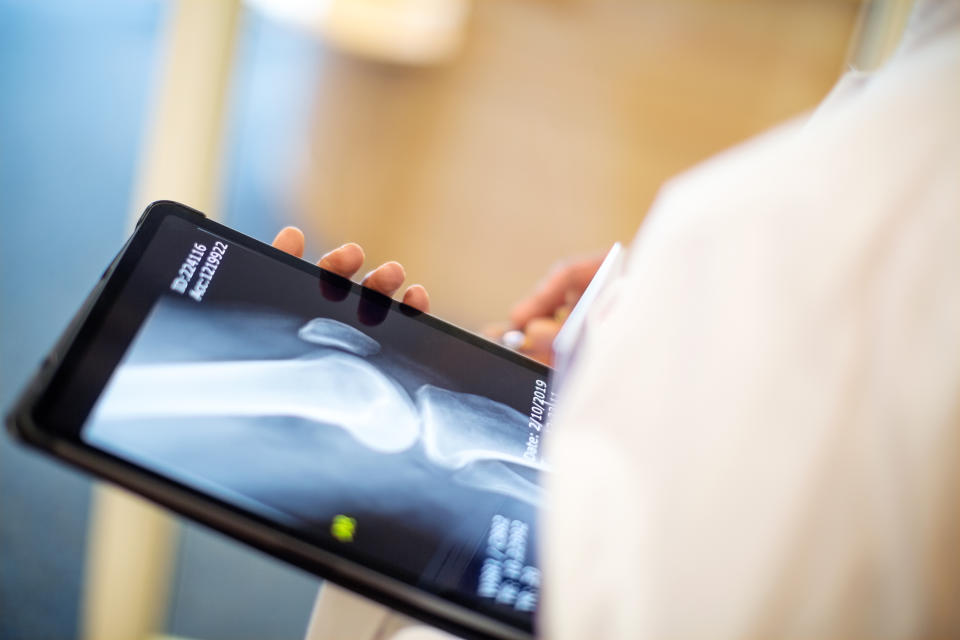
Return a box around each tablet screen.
[74,214,552,627]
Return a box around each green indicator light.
[331,514,357,542]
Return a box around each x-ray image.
[81,217,547,615]
[90,299,544,508]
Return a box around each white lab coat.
[545,3,960,638]
[309,3,960,638]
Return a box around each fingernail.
[501,330,527,350]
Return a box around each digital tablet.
[7,201,555,640]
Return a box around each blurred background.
[0,1,910,638]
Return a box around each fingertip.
[525,316,560,338]
[367,261,405,285]
[362,261,406,296]
[384,260,406,281]
[402,284,430,313]
[517,317,561,358]
[319,242,366,278]
[481,322,510,341]
[509,301,535,329]
[330,243,365,272]
[272,226,305,258]
[341,242,365,264]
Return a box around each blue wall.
[0,4,323,638]
[0,4,166,638]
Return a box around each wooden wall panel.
[296,0,859,327]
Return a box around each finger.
[361,261,406,298]
[521,346,554,366]
[481,322,511,342]
[271,226,305,258]
[500,330,527,350]
[317,243,365,279]
[401,284,430,313]
[510,266,569,329]
[509,256,604,329]
[517,317,561,365]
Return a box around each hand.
[271,227,430,313]
[486,255,604,365]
